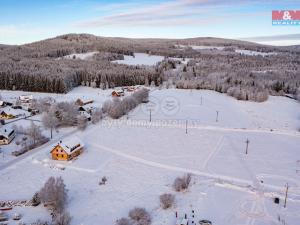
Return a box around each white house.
[0,128,16,145]
[19,95,33,103]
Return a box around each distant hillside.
[0,33,299,101]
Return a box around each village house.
[0,101,5,107]
[51,137,84,161]
[0,111,16,120]
[111,90,125,97]
[19,95,33,104]
[0,127,16,145]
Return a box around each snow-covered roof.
[0,127,15,139]
[56,137,84,155]
[79,111,91,118]
[19,95,33,100]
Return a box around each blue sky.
[0,0,299,45]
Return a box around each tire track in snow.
[202,135,224,170]
[89,142,300,202]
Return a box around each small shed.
[51,137,84,161]
[0,127,16,145]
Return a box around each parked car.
[199,220,212,225]
[12,105,22,109]
[13,213,21,220]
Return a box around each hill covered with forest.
[0,33,299,101]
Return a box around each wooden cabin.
[0,128,16,145]
[51,138,84,161]
[0,111,16,120]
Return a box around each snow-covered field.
[175,44,278,57]
[112,53,164,66]
[0,87,299,225]
[235,49,277,57]
[62,51,98,60]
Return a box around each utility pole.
[245,139,250,154]
[216,110,219,122]
[185,120,188,134]
[200,96,203,105]
[284,183,289,208]
[149,109,152,122]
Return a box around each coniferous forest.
[0,33,299,101]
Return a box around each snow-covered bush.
[103,88,149,119]
[77,115,88,130]
[30,220,49,225]
[128,207,151,225]
[173,174,192,192]
[39,177,67,213]
[53,211,71,225]
[160,193,175,209]
[91,108,103,124]
[116,218,134,225]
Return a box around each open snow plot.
[0,121,299,225]
[175,44,225,50]
[129,89,300,131]
[190,45,225,50]
[112,53,164,66]
[235,49,277,56]
[0,87,299,225]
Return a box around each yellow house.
[0,111,16,120]
[51,137,84,161]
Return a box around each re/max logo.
[272,10,300,25]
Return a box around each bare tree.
[173,174,192,192]
[53,211,71,225]
[39,177,67,213]
[128,208,151,225]
[160,193,175,209]
[91,108,103,124]
[116,218,134,225]
[42,106,60,139]
[77,115,88,130]
[27,122,44,145]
